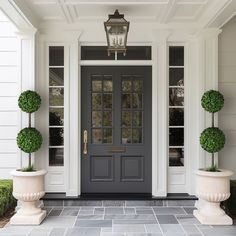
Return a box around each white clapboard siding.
[0,67,18,82]
[0,10,19,179]
[0,97,18,111]
[219,15,236,179]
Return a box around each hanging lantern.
[104,10,130,56]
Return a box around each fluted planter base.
[194,169,233,225]
[10,169,47,225]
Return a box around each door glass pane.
[169,148,184,166]
[169,108,184,126]
[103,94,112,108]
[169,88,184,106]
[103,111,112,126]
[133,80,143,92]
[49,108,64,126]
[49,68,64,86]
[49,148,64,166]
[49,128,64,146]
[49,88,64,106]
[133,93,142,108]
[132,128,142,143]
[92,80,102,92]
[103,80,113,92]
[169,128,184,146]
[133,111,142,127]
[122,80,132,92]
[122,94,132,108]
[92,111,102,127]
[169,68,184,86]
[92,93,102,109]
[122,111,132,127]
[103,128,112,143]
[92,129,102,144]
[169,46,184,66]
[122,128,132,144]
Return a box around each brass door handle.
[83,130,88,155]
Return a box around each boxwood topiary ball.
[201,90,224,113]
[17,128,42,153]
[200,127,225,153]
[18,90,41,113]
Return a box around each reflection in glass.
[169,68,184,86]
[103,94,112,108]
[92,129,102,143]
[103,80,113,92]
[169,108,184,126]
[133,128,142,143]
[103,111,112,126]
[92,111,102,127]
[122,80,132,92]
[49,128,64,146]
[92,93,102,109]
[103,128,112,143]
[49,148,64,166]
[169,148,184,166]
[122,94,132,108]
[49,88,64,106]
[133,111,142,126]
[122,111,132,127]
[49,46,64,66]
[49,68,64,86]
[169,88,184,106]
[133,93,142,108]
[92,80,102,92]
[122,128,132,144]
[49,108,64,126]
[133,80,142,92]
[169,128,184,146]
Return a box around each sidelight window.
[48,46,64,166]
[168,46,184,167]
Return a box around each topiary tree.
[200,90,225,171]
[17,90,42,171]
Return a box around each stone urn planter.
[194,90,233,225]
[194,169,233,225]
[10,91,46,225]
[10,170,47,225]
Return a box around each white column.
[152,30,171,196]
[16,29,37,169]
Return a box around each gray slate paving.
[2,201,236,236]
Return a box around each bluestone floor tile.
[160,224,185,234]
[156,215,179,224]
[113,219,157,224]
[153,207,186,215]
[145,224,162,233]
[29,228,51,236]
[60,208,79,216]
[183,207,197,214]
[94,207,104,214]
[105,214,155,220]
[75,219,112,227]
[37,216,76,227]
[125,208,136,214]
[105,207,124,215]
[103,200,125,206]
[49,228,66,236]
[182,224,200,234]
[65,227,100,236]
[77,214,104,219]
[113,224,146,233]
[136,208,154,214]
[48,208,63,216]
[176,214,201,225]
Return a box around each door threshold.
[42,193,197,200]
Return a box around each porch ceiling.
[8,0,236,29]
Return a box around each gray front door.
[81,66,152,193]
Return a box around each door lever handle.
[83,130,88,155]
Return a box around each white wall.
[0,10,19,179]
[219,16,236,179]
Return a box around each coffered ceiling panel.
[13,0,235,28]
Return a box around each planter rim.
[11,169,47,177]
[195,169,233,177]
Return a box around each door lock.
[83,130,88,155]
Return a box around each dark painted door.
[81,66,152,193]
